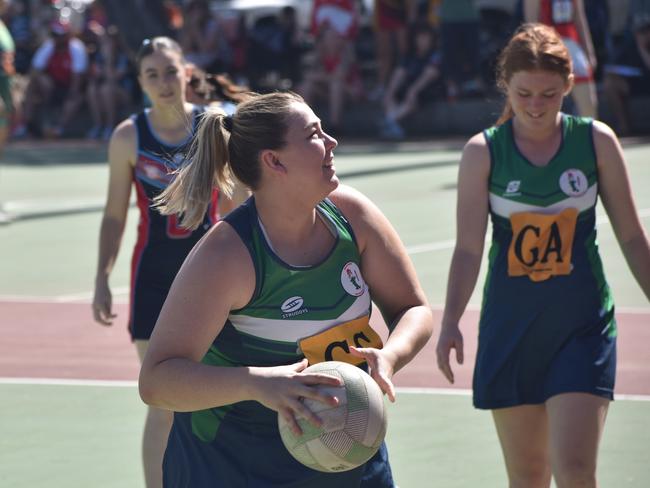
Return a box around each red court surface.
[1,301,648,395]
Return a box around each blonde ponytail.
[154,107,233,230]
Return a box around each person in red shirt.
[525,0,598,117]
[16,19,88,137]
[299,0,362,134]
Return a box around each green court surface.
[0,385,648,488]
[1,139,649,487]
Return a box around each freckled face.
[275,102,339,198]
[138,49,187,107]
[506,70,572,128]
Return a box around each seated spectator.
[603,14,650,135]
[371,0,417,101]
[179,0,223,72]
[298,0,363,134]
[86,25,134,140]
[380,22,442,140]
[438,0,484,100]
[247,6,305,90]
[14,19,88,137]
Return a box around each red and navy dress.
[129,106,218,340]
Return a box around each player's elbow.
[138,366,161,407]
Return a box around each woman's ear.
[259,149,286,175]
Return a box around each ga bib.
[508,207,578,282]
[298,315,383,366]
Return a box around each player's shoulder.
[460,131,491,167]
[184,220,255,305]
[107,117,138,166]
[327,185,386,245]
[328,184,373,218]
[590,119,625,168]
[109,117,137,145]
[591,119,618,144]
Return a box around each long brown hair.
[495,23,572,125]
[154,91,305,229]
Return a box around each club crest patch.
[341,262,365,297]
[559,169,588,197]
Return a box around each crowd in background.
[2,0,650,141]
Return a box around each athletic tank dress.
[474,114,616,409]
[129,106,219,340]
[163,197,394,487]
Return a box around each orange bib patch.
[508,208,578,282]
[298,315,383,366]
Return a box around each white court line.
[406,208,650,255]
[1,378,648,401]
[394,387,650,402]
[1,208,649,303]
[0,377,137,387]
[0,287,130,303]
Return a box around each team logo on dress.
[559,169,588,197]
[281,296,304,313]
[504,180,521,196]
[341,262,365,297]
[280,296,308,318]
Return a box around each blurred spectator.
[475,2,517,88]
[217,10,248,80]
[524,0,598,117]
[585,0,611,80]
[371,0,417,100]
[31,0,58,45]
[299,0,363,133]
[85,24,134,140]
[247,6,304,90]
[438,0,484,100]
[14,19,88,137]
[0,0,14,156]
[5,0,31,74]
[84,0,109,28]
[379,22,442,139]
[603,10,650,135]
[185,66,249,112]
[178,0,223,72]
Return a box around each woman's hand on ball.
[349,346,396,402]
[250,358,342,435]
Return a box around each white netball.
[278,361,387,473]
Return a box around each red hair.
[495,23,572,125]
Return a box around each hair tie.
[223,115,233,132]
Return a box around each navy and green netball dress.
[130,106,219,340]
[163,197,394,488]
[474,114,616,409]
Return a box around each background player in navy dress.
[138,91,434,487]
[436,24,649,487]
[91,37,242,488]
